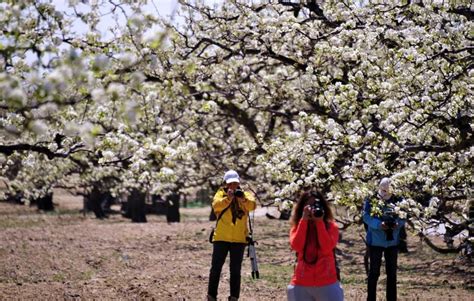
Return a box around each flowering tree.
[164,0,473,254]
[0,0,196,202]
[0,0,472,254]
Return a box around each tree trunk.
[469,200,473,239]
[208,184,219,221]
[183,194,187,208]
[36,192,54,211]
[166,193,180,223]
[128,189,147,223]
[86,185,107,219]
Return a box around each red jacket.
[289,219,339,286]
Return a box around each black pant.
[367,245,398,301]
[208,241,246,299]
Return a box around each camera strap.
[303,221,319,264]
[302,220,331,265]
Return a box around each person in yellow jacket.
[207,170,257,301]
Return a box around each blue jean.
[287,282,344,301]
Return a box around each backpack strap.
[214,203,231,227]
[209,204,231,243]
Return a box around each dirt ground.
[0,190,472,300]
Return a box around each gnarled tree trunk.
[127,189,147,223]
[166,193,180,223]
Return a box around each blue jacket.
[363,195,406,248]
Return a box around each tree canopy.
[0,0,472,252]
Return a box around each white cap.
[378,177,392,200]
[223,170,240,184]
[379,177,391,189]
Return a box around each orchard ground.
[0,190,472,300]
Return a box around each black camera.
[310,200,324,218]
[381,209,397,241]
[234,189,244,198]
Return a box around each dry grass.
[0,190,472,300]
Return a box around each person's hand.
[227,189,234,199]
[303,205,314,220]
[238,196,247,203]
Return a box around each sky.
[19,0,223,65]
[154,0,223,18]
[151,0,180,19]
[52,0,223,37]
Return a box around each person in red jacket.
[287,190,344,301]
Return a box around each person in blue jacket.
[363,177,405,301]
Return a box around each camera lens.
[310,201,324,218]
[234,189,244,198]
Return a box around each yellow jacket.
[211,187,257,243]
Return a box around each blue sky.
[52,0,223,37]
[153,0,180,19]
[23,0,224,63]
[157,0,222,17]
